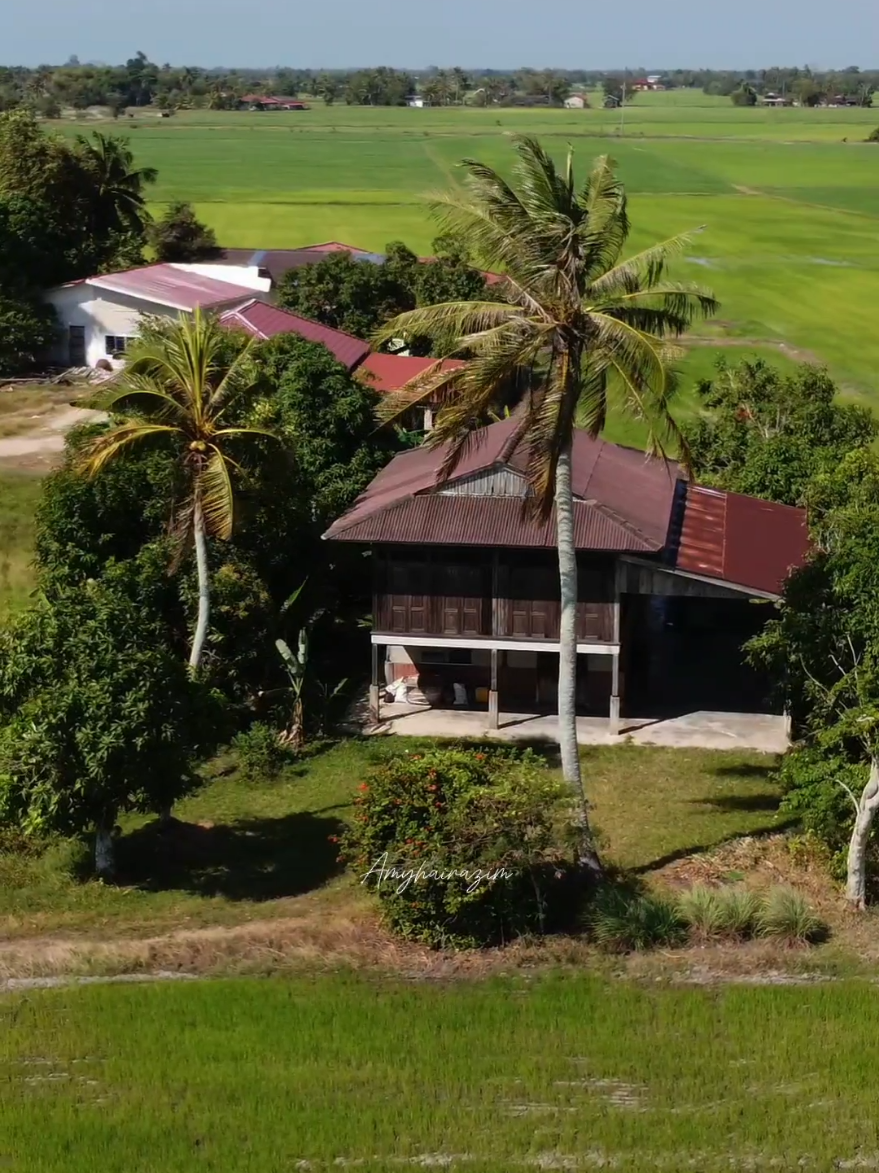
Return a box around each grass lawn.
[0,739,787,942]
[0,471,42,615]
[3,970,879,1172]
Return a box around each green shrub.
[777,745,868,878]
[757,886,825,944]
[867,127,879,143]
[339,747,576,949]
[232,722,292,782]
[678,885,760,940]
[586,885,687,953]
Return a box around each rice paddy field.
[52,92,879,407]
[4,971,879,1173]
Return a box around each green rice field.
[53,96,879,405]
[3,971,879,1172]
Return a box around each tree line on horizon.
[0,52,877,115]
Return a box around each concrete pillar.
[369,642,381,724]
[489,647,499,729]
[610,649,621,736]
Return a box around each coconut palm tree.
[74,131,158,238]
[374,137,718,873]
[76,309,279,672]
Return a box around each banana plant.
[274,580,328,749]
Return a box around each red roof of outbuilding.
[673,485,810,596]
[218,299,370,370]
[357,352,467,394]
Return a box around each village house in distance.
[325,417,810,741]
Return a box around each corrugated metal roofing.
[330,494,658,551]
[357,352,467,394]
[85,265,257,311]
[324,417,679,552]
[675,485,810,596]
[218,299,370,371]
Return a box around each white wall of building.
[171,264,272,293]
[45,284,187,368]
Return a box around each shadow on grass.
[113,812,346,901]
[632,819,799,875]
[712,762,779,780]
[694,793,783,813]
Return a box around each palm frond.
[198,448,236,541]
[76,422,181,478]
[586,230,704,300]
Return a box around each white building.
[46,263,271,369]
[564,94,588,109]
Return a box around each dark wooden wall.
[374,548,615,643]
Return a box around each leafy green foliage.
[686,358,877,506]
[748,448,879,875]
[0,566,224,840]
[231,721,293,782]
[275,236,491,352]
[586,885,687,952]
[0,295,57,376]
[867,127,879,142]
[339,747,576,948]
[276,247,416,337]
[148,200,220,262]
[34,332,393,704]
[0,110,155,281]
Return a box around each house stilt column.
[369,641,381,724]
[609,652,621,736]
[610,561,624,736]
[489,647,499,729]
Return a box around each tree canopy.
[685,358,877,506]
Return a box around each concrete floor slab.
[369,704,788,754]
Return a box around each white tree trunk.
[189,497,210,672]
[95,824,115,879]
[555,444,602,877]
[846,758,879,910]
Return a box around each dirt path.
[685,334,827,366]
[0,406,106,471]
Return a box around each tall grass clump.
[757,886,825,944]
[586,885,687,953]
[678,885,761,941]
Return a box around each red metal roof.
[675,485,810,596]
[332,494,658,551]
[81,265,258,311]
[218,299,370,370]
[324,417,679,552]
[357,352,467,394]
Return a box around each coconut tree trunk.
[95,820,115,879]
[846,758,879,909]
[555,443,602,877]
[189,496,210,672]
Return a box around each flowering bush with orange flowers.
[338,747,577,948]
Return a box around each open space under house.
[325,416,810,751]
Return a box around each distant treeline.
[0,53,877,114]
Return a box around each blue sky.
[4,0,878,69]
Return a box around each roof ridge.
[581,496,663,548]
